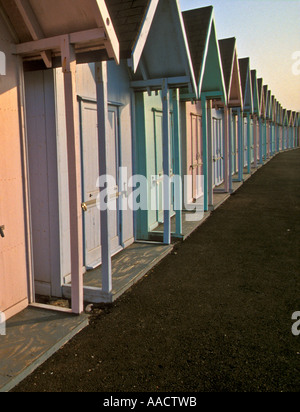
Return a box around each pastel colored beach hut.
[287,110,295,149]
[0,0,119,316]
[250,69,260,168]
[0,7,29,320]
[23,0,196,305]
[261,85,270,159]
[131,0,197,244]
[287,110,293,149]
[181,6,227,212]
[270,95,277,156]
[218,37,243,191]
[276,102,282,152]
[257,78,265,164]
[238,57,254,175]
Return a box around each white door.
[80,99,121,270]
[190,114,204,200]
[213,117,224,187]
[107,105,121,253]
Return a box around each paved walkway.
[11,150,300,392]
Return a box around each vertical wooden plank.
[247,113,251,174]
[259,118,263,164]
[253,115,258,168]
[207,100,213,207]
[228,108,233,192]
[201,98,208,212]
[162,80,171,245]
[264,120,267,160]
[223,106,230,192]
[61,38,83,314]
[95,62,112,293]
[172,89,182,237]
[238,109,244,181]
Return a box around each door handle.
[0,225,5,238]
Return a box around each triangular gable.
[263,85,269,119]
[239,58,253,113]
[282,109,288,126]
[130,0,197,94]
[183,6,226,103]
[270,95,275,122]
[251,69,260,115]
[276,102,281,124]
[266,90,272,119]
[106,0,154,63]
[219,37,243,108]
[257,78,265,118]
[272,97,277,123]
[287,110,292,127]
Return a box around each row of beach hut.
[0,0,299,319]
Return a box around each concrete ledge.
[0,307,89,392]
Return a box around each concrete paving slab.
[0,307,88,392]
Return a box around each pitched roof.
[257,78,265,117]
[105,0,150,60]
[182,6,226,101]
[182,6,213,86]
[263,85,269,117]
[239,57,253,112]
[251,69,260,114]
[239,58,249,100]
[218,37,235,96]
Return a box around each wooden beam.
[172,89,182,237]
[201,98,209,212]
[131,76,190,90]
[61,37,84,314]
[223,106,230,193]
[131,0,159,72]
[162,79,171,245]
[15,28,106,56]
[237,109,244,181]
[95,61,113,293]
[89,0,119,64]
[14,0,52,68]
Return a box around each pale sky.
[180,0,300,112]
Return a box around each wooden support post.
[95,62,112,294]
[264,120,267,160]
[270,122,273,156]
[259,118,263,164]
[223,106,230,193]
[253,115,257,168]
[238,109,244,181]
[207,100,214,208]
[172,89,182,237]
[162,79,171,245]
[247,113,251,174]
[228,108,233,192]
[201,97,209,212]
[61,37,83,314]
